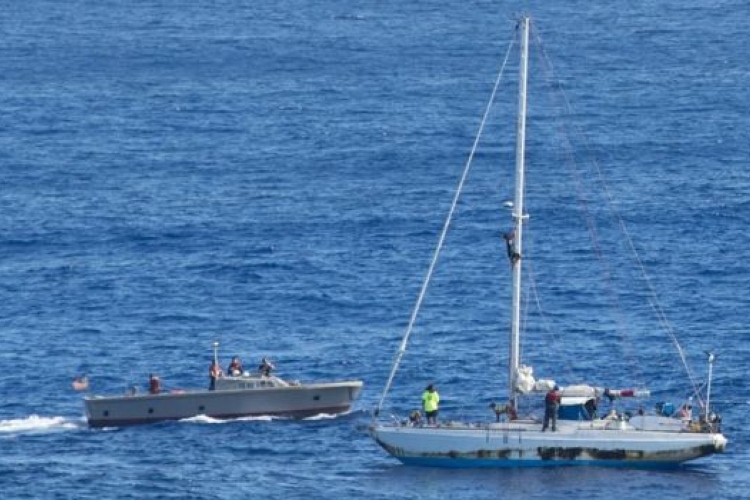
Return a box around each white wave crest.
[302,412,344,421]
[233,415,278,422]
[179,414,276,425]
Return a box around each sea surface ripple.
[1,1,749,498]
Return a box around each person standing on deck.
[422,384,440,425]
[209,360,223,390]
[258,357,275,376]
[227,356,243,376]
[148,374,161,394]
[542,385,561,432]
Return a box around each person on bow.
[542,385,561,432]
[209,360,223,390]
[422,384,440,425]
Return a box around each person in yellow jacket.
[422,384,440,425]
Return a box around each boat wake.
[302,412,341,421]
[179,414,278,425]
[0,415,84,436]
[303,408,366,421]
[179,410,359,425]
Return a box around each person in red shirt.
[542,385,561,432]
[148,374,161,394]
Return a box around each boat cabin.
[558,396,598,421]
[215,374,292,391]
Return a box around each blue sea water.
[2,0,749,498]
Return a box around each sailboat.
[369,16,727,467]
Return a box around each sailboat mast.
[509,16,530,409]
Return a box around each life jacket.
[422,390,439,412]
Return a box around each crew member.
[542,385,561,432]
[209,360,222,390]
[422,384,440,425]
[227,356,243,376]
[258,357,275,377]
[148,374,161,394]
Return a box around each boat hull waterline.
[370,422,727,468]
[86,380,363,427]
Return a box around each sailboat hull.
[370,421,727,468]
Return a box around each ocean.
[1,0,749,498]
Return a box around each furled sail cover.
[514,365,557,394]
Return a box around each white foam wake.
[179,414,276,424]
[302,412,341,421]
[0,415,83,435]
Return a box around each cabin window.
[148,408,154,414]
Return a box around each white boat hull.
[85,380,363,428]
[370,420,727,468]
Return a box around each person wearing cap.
[542,385,561,432]
[422,384,440,425]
